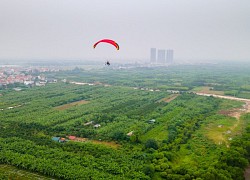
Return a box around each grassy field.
[204,116,236,146]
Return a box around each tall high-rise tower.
[166,49,174,63]
[157,49,166,63]
[150,48,156,63]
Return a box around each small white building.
[84,121,93,126]
[93,124,101,128]
[148,119,156,124]
[13,88,22,91]
[24,80,34,86]
[127,131,133,136]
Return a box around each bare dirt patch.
[220,101,250,132]
[91,140,121,149]
[160,94,180,103]
[70,137,88,142]
[195,86,224,95]
[69,137,120,149]
[54,100,90,110]
[245,166,250,180]
[219,109,242,119]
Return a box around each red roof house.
[69,136,76,140]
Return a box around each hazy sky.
[0,0,250,62]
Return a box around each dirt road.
[196,92,250,113]
[196,93,250,103]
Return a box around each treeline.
[50,63,250,94]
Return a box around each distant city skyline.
[150,48,174,64]
[0,0,250,62]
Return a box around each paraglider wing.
[93,39,119,50]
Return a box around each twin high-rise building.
[150,48,174,64]
[150,48,157,63]
[157,49,166,63]
[166,49,174,63]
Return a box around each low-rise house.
[47,78,57,83]
[52,137,60,142]
[24,80,34,86]
[148,119,156,124]
[52,137,67,143]
[13,88,22,91]
[84,121,93,126]
[127,131,133,136]
[35,82,46,86]
[70,81,88,85]
[93,124,101,128]
[59,137,66,143]
[68,136,76,140]
[167,90,180,94]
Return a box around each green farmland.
[0,62,250,179]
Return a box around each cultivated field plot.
[67,136,121,149]
[192,86,225,95]
[91,140,121,149]
[159,94,179,103]
[54,100,90,110]
[0,164,54,180]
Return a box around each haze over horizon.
[0,0,250,62]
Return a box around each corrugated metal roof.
[52,137,60,141]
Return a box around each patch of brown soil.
[91,140,121,149]
[197,86,224,95]
[245,166,250,180]
[160,94,180,103]
[69,137,120,149]
[71,137,88,142]
[219,109,242,119]
[54,100,90,110]
[218,110,235,116]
